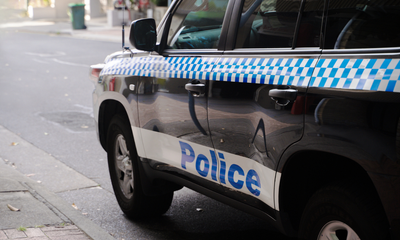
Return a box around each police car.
[90,0,400,239]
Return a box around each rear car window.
[236,0,301,48]
[236,0,324,49]
[325,0,400,49]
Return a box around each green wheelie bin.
[68,3,86,29]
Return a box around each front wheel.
[107,115,173,219]
[299,181,389,240]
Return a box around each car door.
[138,0,233,190]
[305,0,400,229]
[207,0,324,213]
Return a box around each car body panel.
[92,0,400,238]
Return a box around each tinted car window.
[325,0,400,49]
[167,0,230,49]
[235,0,301,48]
[295,0,324,47]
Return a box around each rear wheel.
[299,181,389,240]
[107,115,173,219]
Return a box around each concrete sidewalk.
[0,9,131,43]
[0,9,124,240]
[1,225,89,240]
[0,158,115,240]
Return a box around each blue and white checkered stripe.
[212,57,317,86]
[310,58,400,92]
[101,56,400,93]
[101,57,217,80]
[101,56,317,87]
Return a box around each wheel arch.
[277,150,385,233]
[98,98,132,151]
[97,96,180,196]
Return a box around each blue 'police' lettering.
[210,150,218,181]
[246,169,261,196]
[219,153,226,184]
[228,164,245,189]
[180,141,195,169]
[179,141,261,197]
[196,154,209,177]
[220,161,226,184]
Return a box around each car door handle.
[269,89,298,101]
[185,83,205,97]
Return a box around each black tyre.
[299,181,389,240]
[107,115,173,219]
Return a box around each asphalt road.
[0,29,296,240]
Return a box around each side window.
[167,0,230,49]
[236,0,323,49]
[296,0,324,47]
[235,0,300,48]
[325,0,400,49]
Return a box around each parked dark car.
[91,0,400,239]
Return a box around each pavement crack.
[55,185,103,194]
[20,182,72,225]
[0,190,29,193]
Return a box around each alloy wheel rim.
[318,221,360,240]
[114,134,134,199]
